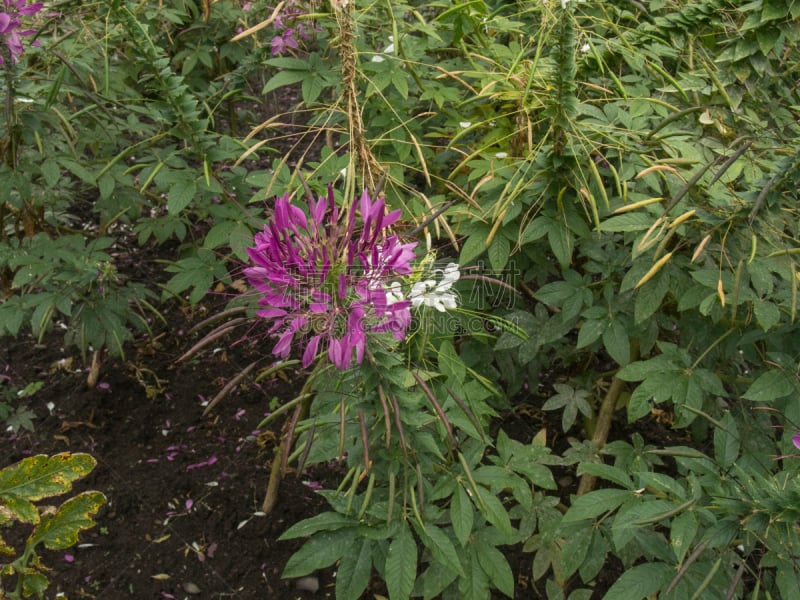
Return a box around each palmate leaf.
[0,453,97,502]
[28,491,106,550]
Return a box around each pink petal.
[793,433,800,450]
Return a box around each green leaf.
[611,500,676,550]
[579,530,608,582]
[617,356,673,382]
[460,545,491,600]
[634,269,670,323]
[98,172,115,200]
[335,537,373,600]
[477,543,514,597]
[20,572,49,597]
[41,159,61,188]
[278,511,355,540]
[742,369,796,402]
[386,522,417,600]
[488,236,510,272]
[439,339,467,383]
[28,491,106,550]
[713,412,740,468]
[562,489,632,522]
[202,220,238,250]
[418,561,459,600]
[167,177,197,215]
[548,224,573,268]
[602,562,672,599]
[301,76,326,103]
[576,463,634,490]
[603,319,630,366]
[460,231,489,265]
[0,453,97,501]
[419,525,464,577]
[559,525,593,578]
[451,485,474,547]
[602,213,654,232]
[57,158,96,185]
[392,71,409,99]
[477,487,514,538]
[670,510,697,564]
[754,299,781,331]
[282,529,354,578]
[576,318,607,349]
[0,494,38,524]
[262,69,308,94]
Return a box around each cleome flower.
[0,0,43,64]
[408,262,460,312]
[244,187,417,370]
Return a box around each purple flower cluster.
[269,0,317,56]
[245,187,417,370]
[0,0,42,64]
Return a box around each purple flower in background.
[0,0,43,64]
[244,187,417,370]
[793,432,800,451]
[267,0,319,56]
[270,28,297,56]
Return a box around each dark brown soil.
[2,299,345,599]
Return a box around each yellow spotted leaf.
[0,453,97,502]
[28,491,106,551]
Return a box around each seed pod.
[691,234,712,263]
[635,252,674,289]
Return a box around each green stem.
[690,328,734,371]
[2,46,17,170]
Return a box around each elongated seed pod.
[731,261,743,322]
[691,234,712,263]
[636,164,679,178]
[635,252,674,289]
[356,473,375,520]
[612,196,663,214]
[717,278,726,308]
[636,216,667,253]
[748,234,757,264]
[668,209,696,229]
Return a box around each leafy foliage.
[2,0,800,598]
[0,453,106,599]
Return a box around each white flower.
[409,263,460,312]
[495,152,508,159]
[459,121,472,129]
[385,281,405,305]
[372,37,395,62]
